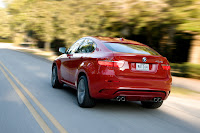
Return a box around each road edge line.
[0,65,53,133]
[0,61,68,133]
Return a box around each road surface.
[0,48,200,133]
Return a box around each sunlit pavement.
[172,76,200,92]
[0,44,200,133]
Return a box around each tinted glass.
[76,39,96,53]
[104,43,160,55]
[67,39,84,54]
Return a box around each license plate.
[136,63,149,71]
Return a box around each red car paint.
[53,36,172,101]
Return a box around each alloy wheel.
[77,79,86,104]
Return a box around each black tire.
[51,65,63,88]
[141,101,163,109]
[77,76,96,108]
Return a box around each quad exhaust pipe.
[116,96,126,101]
[153,97,162,102]
[116,96,162,102]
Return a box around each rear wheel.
[141,101,163,109]
[51,65,63,88]
[77,76,95,108]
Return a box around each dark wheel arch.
[77,72,88,88]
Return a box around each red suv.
[51,36,172,108]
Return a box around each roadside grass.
[170,63,200,79]
[171,86,200,100]
[18,49,56,61]
[0,39,13,43]
[19,50,35,54]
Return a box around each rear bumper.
[95,89,170,101]
[89,76,172,101]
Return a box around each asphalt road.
[0,48,200,133]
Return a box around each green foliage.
[0,8,11,38]
[0,0,200,54]
[171,63,200,79]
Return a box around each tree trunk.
[168,25,175,46]
[44,41,50,51]
[189,34,200,64]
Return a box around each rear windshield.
[103,43,160,56]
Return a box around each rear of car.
[95,42,171,103]
[53,36,172,108]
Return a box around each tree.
[3,0,200,62]
[0,8,11,38]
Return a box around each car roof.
[91,36,146,46]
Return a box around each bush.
[170,63,200,79]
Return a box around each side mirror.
[59,47,66,54]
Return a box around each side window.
[76,39,96,53]
[67,39,84,54]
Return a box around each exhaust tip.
[153,97,158,102]
[116,96,126,101]
[158,98,162,102]
[121,96,126,101]
[116,96,121,101]
[153,97,162,102]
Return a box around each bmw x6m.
[51,36,172,108]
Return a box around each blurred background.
[0,0,200,79]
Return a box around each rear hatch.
[103,42,170,79]
[113,53,168,79]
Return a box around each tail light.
[161,64,171,70]
[98,60,125,68]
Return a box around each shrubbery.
[171,63,200,79]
